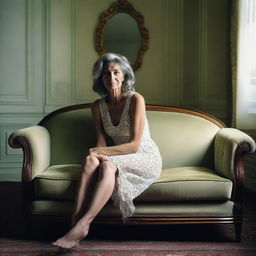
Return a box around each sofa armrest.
[8,125,50,181]
[214,128,255,181]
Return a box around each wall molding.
[46,0,77,108]
[176,0,183,106]
[198,0,208,108]
[0,0,44,113]
[162,0,169,105]
[0,0,29,104]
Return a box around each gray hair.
[92,53,135,96]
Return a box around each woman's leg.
[52,160,117,249]
[71,155,100,226]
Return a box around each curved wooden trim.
[39,103,226,128]
[9,136,34,220]
[39,103,92,126]
[232,143,250,205]
[95,0,149,71]
[231,143,251,242]
[146,104,226,128]
[10,136,32,183]
[93,216,236,225]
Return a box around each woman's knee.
[99,161,117,178]
[82,155,100,175]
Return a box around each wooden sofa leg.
[23,214,32,239]
[235,222,242,242]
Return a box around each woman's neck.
[108,89,125,105]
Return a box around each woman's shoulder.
[91,98,104,113]
[129,92,145,114]
[92,97,106,106]
[130,92,145,105]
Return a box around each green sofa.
[9,104,256,241]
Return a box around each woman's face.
[102,62,125,91]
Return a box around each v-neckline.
[104,94,130,128]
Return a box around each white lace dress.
[99,92,162,219]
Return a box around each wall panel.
[0,0,44,113]
[74,0,109,104]
[0,0,28,103]
[182,0,200,108]
[205,0,229,121]
[165,0,184,106]
[129,0,168,104]
[45,0,74,111]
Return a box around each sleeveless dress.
[99,92,162,220]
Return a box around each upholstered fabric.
[137,167,232,201]
[30,200,234,218]
[147,111,221,169]
[98,201,235,217]
[214,128,256,180]
[34,164,81,200]
[39,109,222,169]
[43,109,96,165]
[8,125,50,180]
[34,165,232,201]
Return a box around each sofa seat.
[34,165,232,202]
[34,164,81,200]
[30,200,234,218]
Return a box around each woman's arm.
[90,93,145,157]
[91,100,107,148]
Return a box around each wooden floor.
[0,182,256,255]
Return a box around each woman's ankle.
[71,216,78,227]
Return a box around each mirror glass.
[103,13,141,66]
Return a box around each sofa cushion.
[136,167,232,201]
[30,200,234,218]
[34,164,81,200]
[34,165,232,202]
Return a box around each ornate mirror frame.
[95,0,149,71]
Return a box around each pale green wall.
[0,0,231,181]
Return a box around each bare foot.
[52,221,89,249]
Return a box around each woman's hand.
[89,147,107,162]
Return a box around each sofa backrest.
[40,105,225,169]
[146,110,223,169]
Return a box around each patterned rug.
[0,239,256,256]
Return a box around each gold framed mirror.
[95,0,149,71]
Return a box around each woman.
[53,53,162,249]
